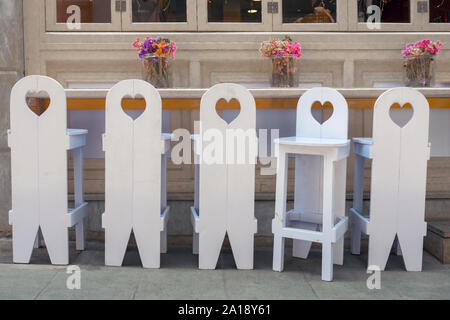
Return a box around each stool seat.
[67,129,87,150]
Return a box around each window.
[207,0,262,23]
[282,0,337,24]
[131,0,187,22]
[430,0,450,23]
[357,0,410,23]
[123,0,197,31]
[56,0,112,23]
[46,0,121,31]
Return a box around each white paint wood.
[9,75,87,265]
[102,79,169,269]
[272,87,349,281]
[191,83,257,269]
[351,87,430,271]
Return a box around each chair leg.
[368,232,396,271]
[198,230,225,269]
[351,215,362,255]
[321,157,334,281]
[13,225,39,264]
[293,239,312,259]
[193,231,199,255]
[75,220,85,251]
[160,229,168,254]
[333,237,344,266]
[40,225,69,265]
[322,241,333,281]
[228,230,254,270]
[398,235,424,272]
[272,233,285,272]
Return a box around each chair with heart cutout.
[8,75,88,265]
[350,87,430,272]
[272,87,350,281]
[190,83,258,269]
[102,79,170,268]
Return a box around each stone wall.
[0,0,24,227]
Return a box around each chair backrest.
[104,79,162,222]
[198,83,257,227]
[296,87,348,139]
[372,87,429,153]
[200,83,256,133]
[9,75,68,223]
[199,83,257,165]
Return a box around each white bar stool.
[8,75,88,265]
[102,79,170,268]
[272,87,350,281]
[190,83,258,270]
[350,87,430,271]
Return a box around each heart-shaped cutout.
[311,101,334,125]
[216,98,241,125]
[26,91,50,116]
[389,103,414,128]
[121,95,146,121]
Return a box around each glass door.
[273,0,348,31]
[197,0,273,31]
[122,0,198,31]
[46,0,122,31]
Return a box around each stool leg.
[351,155,364,255]
[193,231,199,255]
[193,160,200,255]
[321,157,334,281]
[73,147,85,251]
[273,149,288,272]
[160,154,168,254]
[272,231,285,272]
[333,158,347,266]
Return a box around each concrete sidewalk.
[0,238,449,300]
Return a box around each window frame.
[121,0,198,31]
[45,0,122,32]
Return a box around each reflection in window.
[430,0,450,23]
[132,0,187,22]
[283,0,337,23]
[357,0,410,23]
[208,0,261,23]
[56,0,111,23]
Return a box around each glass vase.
[270,55,298,88]
[141,54,171,88]
[403,54,436,87]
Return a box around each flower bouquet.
[132,36,177,88]
[260,36,302,88]
[402,39,443,87]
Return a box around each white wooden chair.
[350,87,430,271]
[8,75,88,265]
[102,79,170,268]
[272,87,350,281]
[191,83,258,270]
